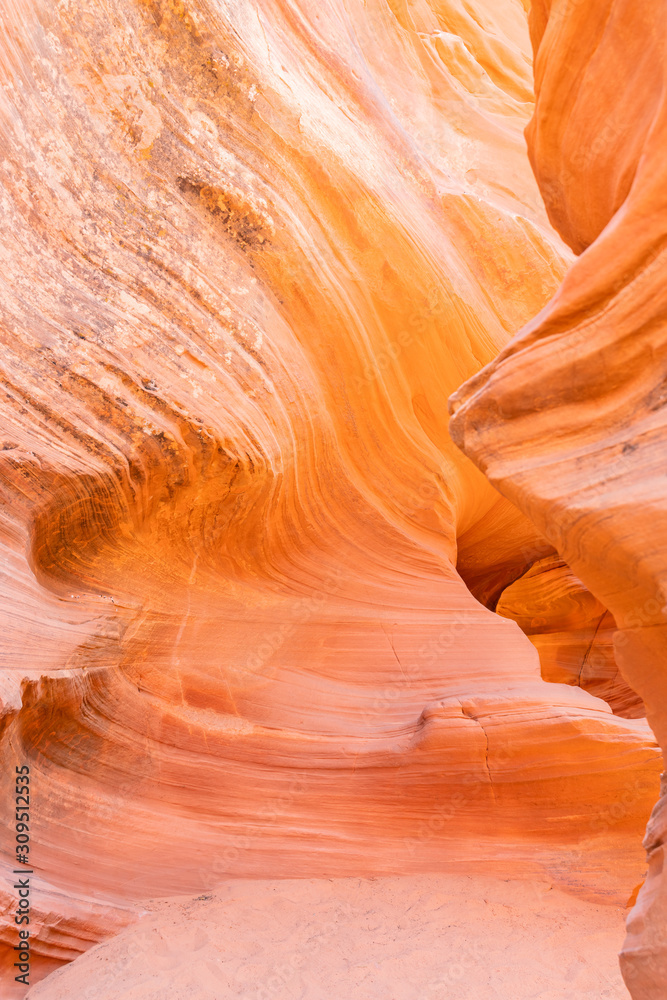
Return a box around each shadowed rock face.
[495,555,644,719]
[0,0,660,995]
[450,0,667,996]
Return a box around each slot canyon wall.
[450,0,667,994]
[0,0,663,997]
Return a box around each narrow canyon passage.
[0,0,664,998]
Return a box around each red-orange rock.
[0,0,660,996]
[496,555,644,718]
[450,0,667,995]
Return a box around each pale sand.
[25,874,630,999]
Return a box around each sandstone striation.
[0,0,661,996]
[495,555,644,718]
[449,0,667,996]
[0,863,141,1000]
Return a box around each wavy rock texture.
[457,505,644,717]
[449,0,667,996]
[0,862,141,998]
[495,555,644,718]
[0,0,660,995]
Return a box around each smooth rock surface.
[449,0,667,995]
[496,556,644,718]
[0,0,660,996]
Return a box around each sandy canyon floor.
[23,875,630,1000]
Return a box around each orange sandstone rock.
[496,555,644,718]
[0,0,659,996]
[450,0,667,995]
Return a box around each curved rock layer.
[0,0,659,993]
[457,508,644,718]
[449,0,667,996]
[0,862,141,999]
[496,555,644,718]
